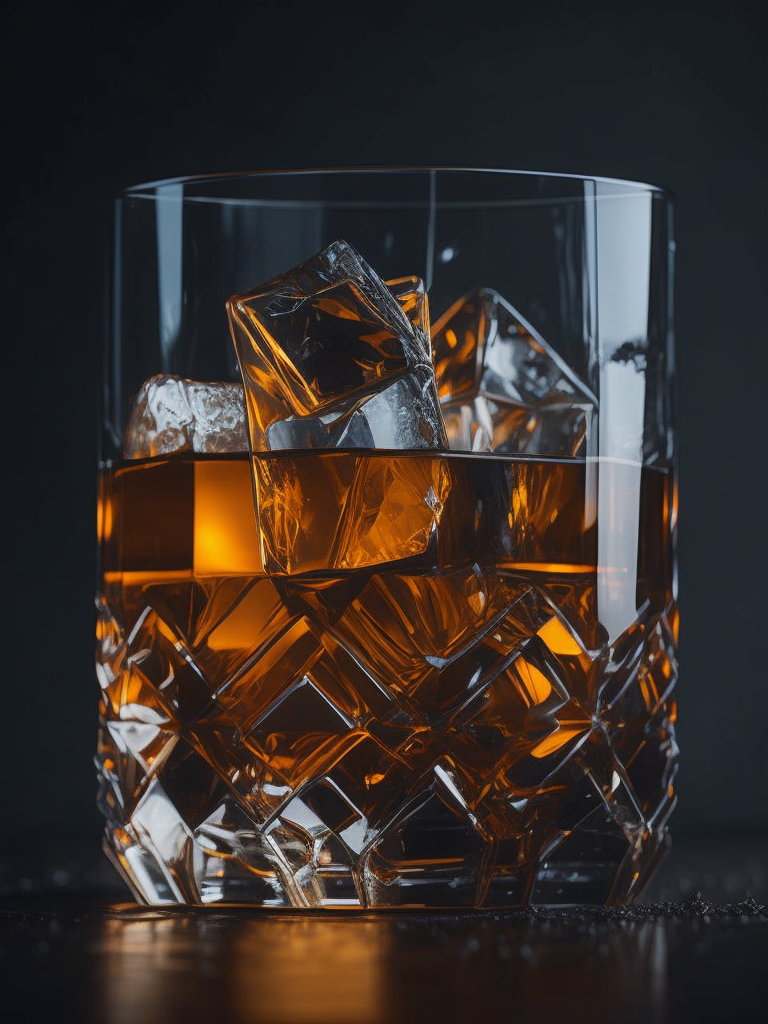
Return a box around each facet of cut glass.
[432,288,596,456]
[362,778,488,907]
[227,240,447,452]
[124,375,248,459]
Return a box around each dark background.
[2,0,766,858]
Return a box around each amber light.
[97,489,113,543]
[193,460,263,575]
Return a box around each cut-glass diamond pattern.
[97,574,678,907]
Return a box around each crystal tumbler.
[96,168,678,908]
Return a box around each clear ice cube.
[254,451,452,575]
[124,374,248,459]
[226,240,447,452]
[264,365,443,451]
[432,288,596,456]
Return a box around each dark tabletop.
[2,832,766,1024]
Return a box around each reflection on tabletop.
[1,835,766,1024]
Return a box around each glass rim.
[119,164,672,200]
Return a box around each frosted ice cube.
[124,375,248,459]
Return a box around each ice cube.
[264,365,443,451]
[124,375,248,459]
[432,288,596,456]
[226,241,451,576]
[254,450,452,575]
[226,240,447,452]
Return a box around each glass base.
[101,828,672,909]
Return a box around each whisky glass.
[96,168,678,908]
